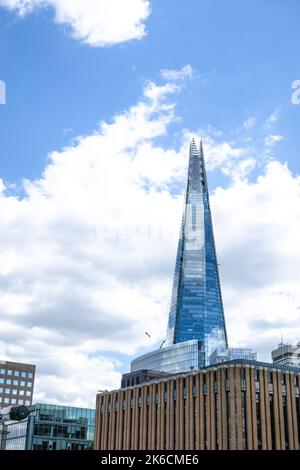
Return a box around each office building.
[272,342,300,367]
[95,360,300,451]
[131,140,228,374]
[0,360,35,409]
[2,403,95,450]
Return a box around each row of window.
[0,387,32,396]
[0,378,33,387]
[0,377,32,388]
[0,369,33,378]
[0,397,31,405]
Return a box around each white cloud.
[0,0,151,46]
[0,70,190,407]
[0,66,299,406]
[266,108,280,128]
[264,133,283,147]
[212,161,300,359]
[160,65,193,81]
[243,116,257,130]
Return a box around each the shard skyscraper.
[131,140,228,373]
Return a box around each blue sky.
[0,0,300,406]
[1,0,299,182]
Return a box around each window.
[13,380,19,386]
[8,370,13,376]
[26,391,31,397]
[0,387,3,393]
[0,397,2,403]
[0,369,5,375]
[5,388,10,394]
[14,371,20,377]
[4,398,10,404]
[11,398,16,404]
[19,390,25,396]
[28,372,33,379]
[21,372,26,378]
[0,378,4,384]
[20,381,26,387]
[12,389,18,395]
[6,379,12,385]
[18,399,24,405]
[25,400,30,405]
[27,382,33,388]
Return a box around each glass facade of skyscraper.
[131,339,204,374]
[131,140,228,374]
[165,140,227,365]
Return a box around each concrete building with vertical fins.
[95,361,300,450]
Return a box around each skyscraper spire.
[130,139,228,373]
[165,139,228,365]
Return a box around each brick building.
[95,360,300,451]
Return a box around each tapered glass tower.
[165,139,228,359]
[131,140,228,373]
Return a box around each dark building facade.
[95,361,300,450]
[0,360,35,409]
[121,370,172,389]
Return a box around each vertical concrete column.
[101,394,109,450]
[178,377,184,450]
[130,388,138,450]
[235,367,243,450]
[108,393,116,449]
[289,374,299,450]
[229,367,236,450]
[124,390,131,450]
[185,375,194,450]
[199,373,205,450]
[94,395,102,450]
[165,381,172,450]
[250,368,258,449]
[157,382,165,450]
[205,372,211,450]
[209,371,216,450]
[220,368,228,450]
[216,370,222,450]
[114,392,121,450]
[276,371,286,449]
[245,367,253,450]
[194,374,201,450]
[272,371,281,450]
[258,369,267,450]
[263,370,272,450]
[285,373,295,450]
[148,384,155,450]
[140,387,147,450]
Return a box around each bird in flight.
[145,332,151,338]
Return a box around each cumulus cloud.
[0,71,192,406]
[0,0,151,46]
[265,108,280,128]
[243,116,257,130]
[0,65,299,406]
[264,134,283,147]
[212,161,300,359]
[160,65,193,82]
